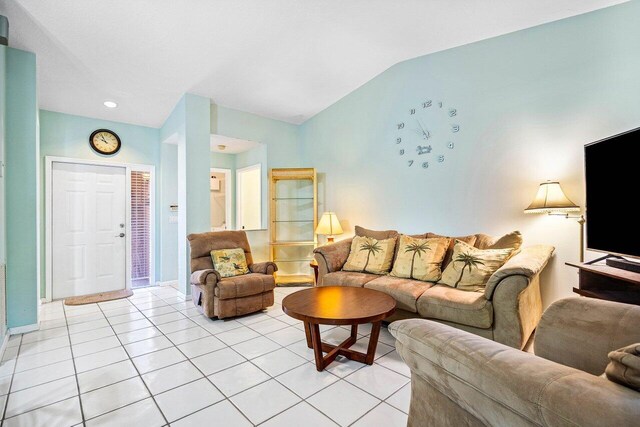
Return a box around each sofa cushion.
[440,240,514,291]
[214,273,275,299]
[417,284,493,328]
[427,233,478,268]
[343,236,397,274]
[365,276,434,313]
[355,225,399,240]
[390,236,450,282]
[321,271,380,287]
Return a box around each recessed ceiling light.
[218,144,226,151]
[103,101,118,108]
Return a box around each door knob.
[116,233,125,238]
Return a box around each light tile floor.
[0,285,410,426]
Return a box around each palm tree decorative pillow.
[343,236,397,274]
[390,235,450,282]
[440,240,514,291]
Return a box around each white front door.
[52,162,127,299]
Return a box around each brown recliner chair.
[188,230,277,319]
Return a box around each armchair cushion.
[215,273,276,300]
[484,245,554,299]
[416,284,493,328]
[249,261,278,275]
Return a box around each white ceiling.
[0,0,627,127]
[210,134,260,154]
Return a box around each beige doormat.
[64,289,133,305]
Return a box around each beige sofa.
[390,297,640,427]
[313,227,554,349]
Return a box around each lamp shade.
[524,181,580,214]
[315,212,344,236]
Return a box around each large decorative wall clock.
[89,129,121,155]
[394,100,460,169]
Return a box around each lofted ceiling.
[0,0,627,128]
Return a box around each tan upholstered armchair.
[390,297,640,427]
[188,230,277,319]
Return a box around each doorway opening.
[131,170,151,288]
[236,164,262,230]
[210,168,232,231]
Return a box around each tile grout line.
[62,301,89,427]
[91,298,171,425]
[0,334,23,422]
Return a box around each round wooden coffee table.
[282,286,396,371]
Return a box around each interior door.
[52,162,126,299]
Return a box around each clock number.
[447,142,454,149]
[422,162,429,169]
[409,108,416,115]
[397,122,405,130]
[449,109,457,117]
[438,155,445,163]
[399,149,405,155]
[451,124,460,133]
[438,101,443,108]
[396,137,402,144]
[422,100,432,108]
[408,160,414,167]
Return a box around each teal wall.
[299,1,640,306]
[38,110,163,295]
[5,48,39,328]
[160,143,178,282]
[0,45,7,337]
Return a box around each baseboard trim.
[9,323,39,335]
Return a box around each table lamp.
[524,180,585,262]
[315,212,344,243]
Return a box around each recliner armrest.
[190,269,220,287]
[249,262,278,275]
[484,245,554,299]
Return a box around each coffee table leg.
[309,323,325,371]
[304,322,313,348]
[365,321,382,365]
[350,324,358,340]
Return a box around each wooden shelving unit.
[269,168,317,286]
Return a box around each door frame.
[210,168,232,230]
[45,156,156,302]
[236,163,262,230]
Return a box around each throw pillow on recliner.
[390,235,450,282]
[210,248,249,277]
[440,240,514,291]
[343,236,397,275]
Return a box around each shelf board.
[270,241,316,247]
[275,274,314,285]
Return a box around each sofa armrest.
[313,238,353,276]
[535,297,640,375]
[484,245,554,300]
[249,262,278,275]
[390,319,640,427]
[190,269,220,287]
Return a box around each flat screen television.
[585,127,640,259]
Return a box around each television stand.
[566,261,640,305]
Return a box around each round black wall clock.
[89,129,121,155]
[394,100,460,169]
